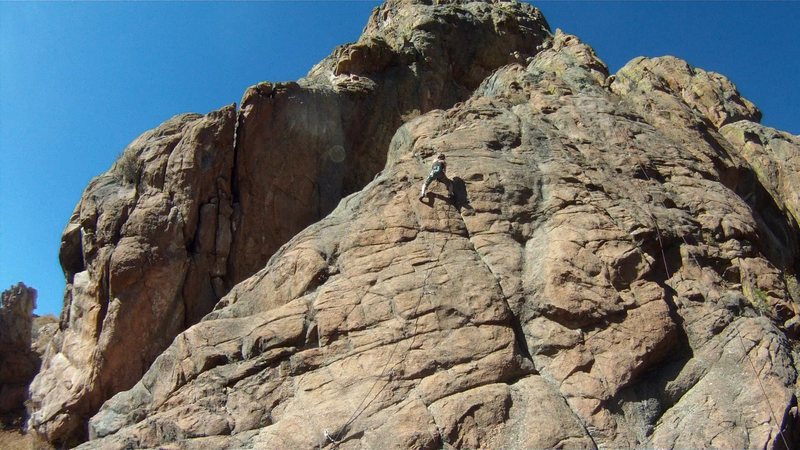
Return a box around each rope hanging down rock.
[631,158,790,450]
[323,145,788,448]
[325,180,454,447]
[567,146,788,448]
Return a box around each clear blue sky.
[1,1,798,317]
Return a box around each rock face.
[29,108,238,445]
[35,0,800,448]
[0,283,38,425]
[29,0,552,445]
[31,315,59,358]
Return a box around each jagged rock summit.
[31,0,800,448]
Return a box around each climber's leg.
[420,174,434,199]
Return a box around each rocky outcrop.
[0,283,38,425]
[29,0,554,445]
[29,108,237,446]
[77,25,799,450]
[721,121,800,273]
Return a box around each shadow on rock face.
[418,177,472,213]
[452,177,473,213]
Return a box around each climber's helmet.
[437,153,446,160]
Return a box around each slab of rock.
[720,121,800,271]
[611,55,762,129]
[78,26,799,449]
[31,315,59,358]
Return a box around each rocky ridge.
[30,0,800,448]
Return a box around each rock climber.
[420,153,454,200]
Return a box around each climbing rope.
[325,170,454,446]
[733,323,791,450]
[564,140,788,447]
[263,173,451,449]
[631,156,789,448]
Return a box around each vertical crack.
[231,102,244,207]
[508,311,532,361]
[456,208,533,364]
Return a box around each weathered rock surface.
[29,107,238,446]
[75,20,800,450]
[721,121,800,270]
[28,0,555,445]
[0,283,38,425]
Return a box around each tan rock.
[78,23,798,449]
[229,0,550,284]
[612,55,761,129]
[30,1,800,449]
[29,107,237,446]
[649,317,796,449]
[31,314,58,357]
[30,2,554,445]
[428,383,511,449]
[721,120,800,272]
